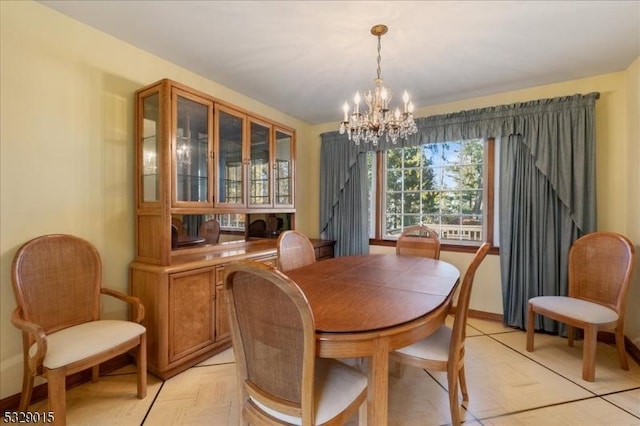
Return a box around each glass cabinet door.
[215,106,245,207]
[249,119,271,207]
[173,89,213,207]
[140,91,160,203]
[274,128,294,207]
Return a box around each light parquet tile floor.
[28,318,640,425]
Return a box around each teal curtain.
[499,95,598,329]
[319,132,369,256]
[320,93,597,329]
[500,135,579,330]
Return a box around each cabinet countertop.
[131,238,336,273]
[131,239,277,273]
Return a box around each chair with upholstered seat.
[199,218,221,244]
[527,232,635,382]
[10,234,147,425]
[390,242,490,426]
[396,225,441,259]
[276,230,316,272]
[223,260,368,425]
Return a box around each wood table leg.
[367,337,390,426]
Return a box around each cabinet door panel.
[215,106,245,207]
[214,266,230,342]
[140,91,160,204]
[274,128,294,207]
[249,120,271,207]
[215,285,230,341]
[173,89,214,207]
[169,269,215,363]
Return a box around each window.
[216,213,245,231]
[369,138,495,247]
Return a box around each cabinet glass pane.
[175,96,209,202]
[218,110,244,204]
[142,93,159,202]
[275,130,292,205]
[250,122,270,205]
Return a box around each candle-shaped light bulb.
[402,91,410,113]
[381,87,389,109]
[394,107,401,120]
[354,92,361,114]
[408,102,415,114]
[343,102,349,121]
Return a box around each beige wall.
[0,1,308,399]
[1,0,638,400]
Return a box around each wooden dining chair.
[10,234,147,425]
[527,232,635,382]
[223,260,367,425]
[199,218,221,244]
[276,230,316,272]
[171,217,186,236]
[248,219,268,238]
[396,225,441,259]
[390,242,490,426]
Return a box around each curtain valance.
[322,92,599,149]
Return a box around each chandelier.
[339,24,417,146]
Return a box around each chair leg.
[458,364,469,402]
[47,368,67,426]
[391,360,405,378]
[358,399,367,426]
[582,325,598,382]
[567,325,575,347]
[91,365,99,382]
[137,335,148,399]
[18,366,34,411]
[447,369,461,426]
[615,327,629,371]
[526,303,535,352]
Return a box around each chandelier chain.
[376,35,382,81]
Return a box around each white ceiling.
[39,1,639,125]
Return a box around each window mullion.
[485,138,495,246]
[375,150,384,240]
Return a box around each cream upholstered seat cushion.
[251,358,368,425]
[394,325,451,362]
[528,296,618,325]
[30,320,146,369]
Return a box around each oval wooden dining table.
[283,253,461,426]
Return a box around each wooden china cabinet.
[130,79,296,379]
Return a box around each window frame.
[369,138,496,253]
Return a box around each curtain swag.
[321,91,599,233]
[321,92,598,331]
[321,92,599,331]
